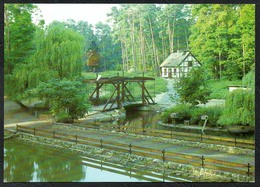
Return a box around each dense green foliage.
[218,89,254,126]
[190,4,255,80]
[27,79,91,122]
[161,104,223,127]
[174,68,212,105]
[4,4,37,74]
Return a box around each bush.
[161,104,224,127]
[161,104,194,123]
[174,68,211,105]
[190,106,224,127]
[27,79,91,122]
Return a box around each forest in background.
[4,4,255,99]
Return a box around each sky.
[34,4,120,27]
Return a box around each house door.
[168,69,172,78]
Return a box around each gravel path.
[154,79,177,108]
[154,78,225,107]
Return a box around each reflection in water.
[121,110,162,130]
[5,139,178,182]
[4,139,86,182]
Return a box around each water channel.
[5,138,189,182]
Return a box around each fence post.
[171,130,173,139]
[100,139,103,149]
[34,127,36,136]
[75,135,77,144]
[247,163,251,176]
[16,124,18,132]
[129,144,132,155]
[200,133,203,143]
[162,149,165,162]
[201,156,205,168]
[234,138,237,147]
[53,131,55,139]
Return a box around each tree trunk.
[148,15,159,75]
[4,8,11,74]
[131,15,137,71]
[120,39,125,71]
[185,30,189,50]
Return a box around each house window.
[188,61,192,67]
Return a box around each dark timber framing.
[83,76,155,111]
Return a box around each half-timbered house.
[160,51,201,78]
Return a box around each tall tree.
[4,4,36,74]
[6,21,85,100]
[189,4,255,80]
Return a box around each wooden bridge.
[83,76,156,111]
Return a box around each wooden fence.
[16,125,255,177]
[78,123,255,149]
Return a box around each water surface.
[4,139,161,182]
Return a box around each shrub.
[174,68,211,105]
[190,106,224,127]
[27,79,91,122]
[161,104,194,123]
[161,104,224,127]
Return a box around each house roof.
[160,51,191,67]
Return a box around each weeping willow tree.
[5,21,85,102]
[218,71,255,126]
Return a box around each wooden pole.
[142,81,145,104]
[162,149,165,162]
[117,83,120,108]
[122,81,125,103]
[129,144,132,155]
[247,163,251,176]
[201,156,205,168]
[96,83,100,99]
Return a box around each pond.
[4,138,181,182]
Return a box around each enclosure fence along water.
[76,121,254,149]
[5,139,184,182]
[16,125,255,179]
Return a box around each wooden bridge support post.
[122,81,125,103]
[96,83,100,99]
[141,81,145,104]
[116,83,121,108]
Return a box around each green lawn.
[207,79,242,99]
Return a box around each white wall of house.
[161,67,181,78]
